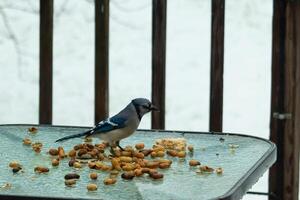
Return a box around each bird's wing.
[89,116,127,135]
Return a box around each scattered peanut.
[68,149,76,157]
[189,160,201,166]
[135,143,145,150]
[122,163,135,171]
[110,158,120,170]
[9,161,21,169]
[51,158,59,166]
[87,183,97,191]
[133,152,144,159]
[121,171,135,180]
[65,179,76,187]
[64,173,80,180]
[73,162,82,168]
[90,172,98,180]
[68,159,76,167]
[28,127,38,133]
[187,145,194,152]
[156,151,165,157]
[120,156,132,163]
[32,142,43,153]
[77,149,87,157]
[103,178,117,185]
[134,168,143,177]
[48,148,58,156]
[121,151,132,157]
[216,167,223,174]
[177,151,186,158]
[34,166,49,173]
[199,165,214,173]
[146,161,159,169]
[150,151,157,158]
[23,138,32,145]
[141,168,150,174]
[58,146,66,158]
[166,150,177,157]
[159,162,170,169]
[149,172,164,179]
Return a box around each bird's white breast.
[95,116,140,145]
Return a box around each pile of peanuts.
[16,127,223,192]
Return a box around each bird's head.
[131,98,159,118]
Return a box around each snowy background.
[0,0,274,199]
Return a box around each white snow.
[0,0,275,199]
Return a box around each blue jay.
[55,98,158,154]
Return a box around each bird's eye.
[142,105,149,109]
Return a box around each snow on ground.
[0,0,273,199]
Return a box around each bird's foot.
[117,145,125,151]
[109,147,116,156]
[116,141,124,151]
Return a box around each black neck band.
[132,101,142,121]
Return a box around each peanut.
[199,165,214,173]
[90,172,98,180]
[103,178,117,185]
[166,150,177,157]
[28,127,38,133]
[87,183,97,191]
[23,138,32,145]
[189,160,200,166]
[187,145,194,152]
[58,147,66,158]
[34,166,49,173]
[121,171,135,180]
[64,173,80,180]
[216,167,223,174]
[48,148,58,156]
[65,179,76,187]
[51,158,59,166]
[73,162,81,168]
[177,151,186,158]
[68,149,76,157]
[9,161,21,169]
[135,143,145,150]
[111,158,121,170]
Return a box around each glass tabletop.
[0,125,276,200]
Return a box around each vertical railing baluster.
[39,0,53,124]
[269,1,286,199]
[269,1,300,200]
[95,0,109,124]
[151,0,167,129]
[209,0,225,132]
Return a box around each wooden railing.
[38,0,300,199]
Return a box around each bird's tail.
[55,129,91,142]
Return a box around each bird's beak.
[150,104,159,112]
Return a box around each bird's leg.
[109,146,116,156]
[116,141,124,151]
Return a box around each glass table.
[0,125,276,200]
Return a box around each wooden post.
[151,0,167,129]
[209,0,225,132]
[95,0,109,124]
[39,0,53,124]
[269,1,300,199]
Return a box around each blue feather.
[55,116,127,142]
[91,116,127,134]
